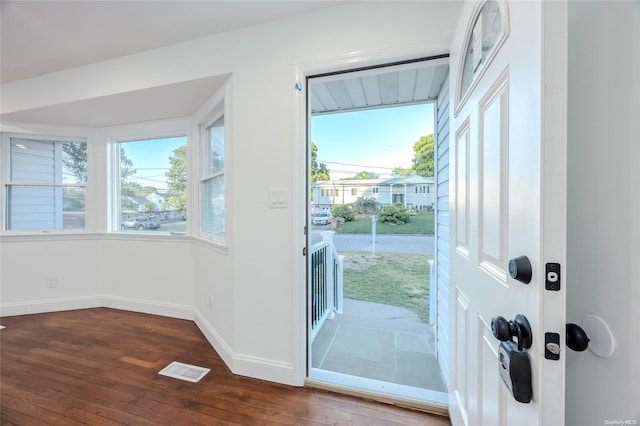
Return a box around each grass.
[341,251,432,322]
[335,213,434,235]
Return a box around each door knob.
[509,256,532,284]
[566,323,590,352]
[491,314,532,352]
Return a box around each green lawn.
[341,251,432,322]
[335,213,434,235]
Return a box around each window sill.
[0,232,193,244]
[193,235,230,255]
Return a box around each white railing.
[310,231,344,341]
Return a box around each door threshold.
[305,369,449,417]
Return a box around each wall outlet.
[47,277,57,288]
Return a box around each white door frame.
[293,46,451,409]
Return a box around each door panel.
[448,1,567,425]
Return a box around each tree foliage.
[311,142,330,183]
[411,134,435,177]
[62,142,87,182]
[391,166,412,177]
[165,145,187,210]
[122,182,158,197]
[119,147,136,182]
[353,197,380,214]
[348,170,379,180]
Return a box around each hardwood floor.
[0,308,450,425]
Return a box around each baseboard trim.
[0,296,102,317]
[193,309,235,370]
[101,296,194,320]
[193,308,297,386]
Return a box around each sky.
[121,136,186,192]
[311,103,434,180]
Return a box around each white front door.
[448,1,567,425]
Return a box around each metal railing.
[310,231,343,341]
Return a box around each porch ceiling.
[310,57,449,115]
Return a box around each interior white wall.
[566,1,640,423]
[0,1,460,386]
[100,238,195,319]
[0,238,103,315]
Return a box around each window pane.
[61,142,87,184]
[7,138,87,231]
[6,186,86,230]
[118,136,187,233]
[207,116,224,175]
[201,175,224,236]
[460,0,503,97]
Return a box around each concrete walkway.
[312,299,447,393]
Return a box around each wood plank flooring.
[0,308,450,425]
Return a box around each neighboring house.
[312,174,435,212]
[124,193,179,213]
[146,192,179,211]
[125,196,153,212]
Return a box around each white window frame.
[105,120,190,235]
[1,132,89,235]
[194,79,230,248]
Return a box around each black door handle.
[491,314,532,352]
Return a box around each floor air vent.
[159,361,210,383]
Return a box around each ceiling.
[0,1,453,127]
[310,58,449,115]
[0,1,345,84]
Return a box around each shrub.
[353,197,380,214]
[378,203,411,225]
[331,204,355,222]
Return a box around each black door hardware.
[566,323,590,352]
[491,314,532,351]
[509,256,532,284]
[493,314,533,404]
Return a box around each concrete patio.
[311,298,447,393]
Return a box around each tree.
[353,197,380,214]
[121,182,158,197]
[391,166,412,177]
[165,145,187,210]
[411,134,435,177]
[348,170,379,180]
[119,147,136,182]
[62,142,87,182]
[166,145,186,194]
[311,142,330,183]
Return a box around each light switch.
[269,189,287,209]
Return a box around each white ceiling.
[0,1,454,127]
[0,1,345,84]
[0,0,347,127]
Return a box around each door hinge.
[302,247,307,256]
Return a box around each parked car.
[312,212,331,226]
[123,215,161,230]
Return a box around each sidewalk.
[311,232,435,254]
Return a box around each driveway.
[311,232,434,255]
